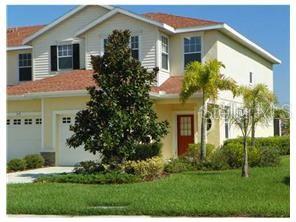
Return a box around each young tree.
[238,84,276,147]
[180,60,237,161]
[67,30,169,164]
[229,107,252,177]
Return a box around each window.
[131,36,139,60]
[224,106,230,139]
[103,36,139,60]
[184,36,201,67]
[7,119,10,125]
[19,53,32,81]
[13,119,21,125]
[58,45,73,70]
[161,36,169,70]
[62,117,71,124]
[180,116,192,136]
[207,118,212,131]
[24,119,32,125]
[249,72,253,84]
[36,118,42,125]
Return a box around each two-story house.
[7,5,281,166]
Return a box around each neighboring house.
[6,5,281,166]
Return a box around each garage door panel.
[58,115,99,166]
[7,117,42,161]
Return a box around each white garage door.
[7,116,42,161]
[58,115,99,166]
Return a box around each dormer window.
[184,36,201,67]
[18,53,32,81]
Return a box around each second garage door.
[57,115,99,166]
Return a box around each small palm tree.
[238,84,276,147]
[180,59,237,161]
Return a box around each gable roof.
[7,70,184,99]
[23,5,114,45]
[7,25,45,47]
[143,12,221,28]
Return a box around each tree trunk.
[242,118,249,178]
[250,109,256,148]
[200,93,207,161]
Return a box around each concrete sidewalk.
[7,167,74,184]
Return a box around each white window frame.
[18,53,32,81]
[182,33,203,69]
[101,35,141,60]
[57,44,73,71]
[161,35,169,71]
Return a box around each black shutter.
[73,44,80,70]
[50,45,57,71]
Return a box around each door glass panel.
[180,116,192,136]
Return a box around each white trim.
[75,8,175,37]
[52,110,80,164]
[23,5,114,45]
[160,34,169,72]
[7,45,32,51]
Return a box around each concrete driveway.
[7,167,74,184]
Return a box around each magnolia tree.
[67,30,169,164]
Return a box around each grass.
[7,156,290,217]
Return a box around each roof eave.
[7,45,32,51]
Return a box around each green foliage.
[7,159,26,172]
[73,160,106,174]
[224,136,290,155]
[183,143,216,162]
[121,156,164,180]
[35,171,140,184]
[220,142,280,168]
[128,142,162,161]
[24,154,45,169]
[67,30,168,164]
[164,158,195,173]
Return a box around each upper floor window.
[18,53,32,81]
[249,72,253,84]
[161,36,169,70]
[184,36,201,67]
[131,36,139,60]
[58,45,73,70]
[103,36,139,60]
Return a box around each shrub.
[24,154,45,169]
[164,158,195,173]
[128,142,162,161]
[258,146,280,167]
[183,143,216,162]
[35,171,140,184]
[206,150,230,170]
[223,136,290,155]
[121,156,164,180]
[220,142,280,168]
[73,160,106,174]
[7,159,26,172]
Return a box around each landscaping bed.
[7,156,289,216]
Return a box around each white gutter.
[7,45,32,51]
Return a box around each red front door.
[177,115,194,155]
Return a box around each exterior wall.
[7,49,32,85]
[7,99,41,113]
[31,6,109,80]
[84,13,159,72]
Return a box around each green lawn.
[7,156,290,217]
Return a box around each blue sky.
[7,5,290,105]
